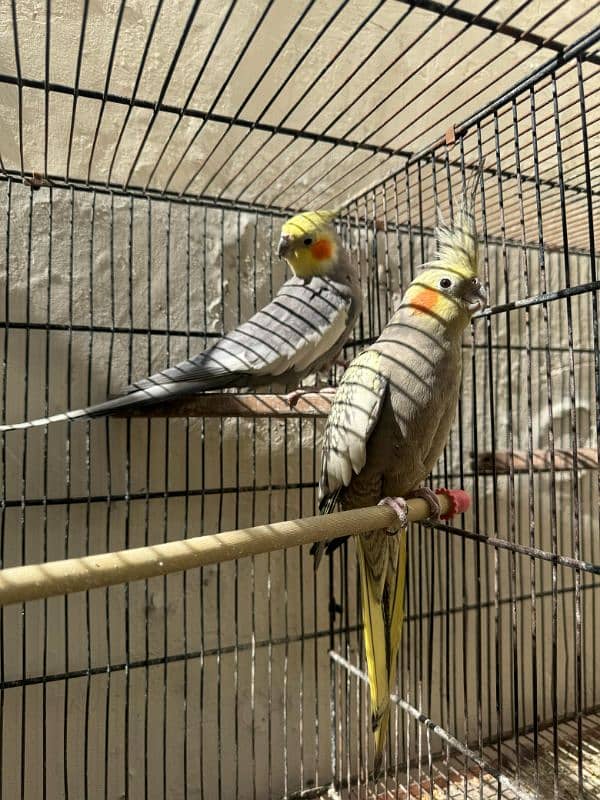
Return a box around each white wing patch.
[320,349,388,499]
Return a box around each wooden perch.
[475,448,599,474]
[0,491,466,607]
[114,392,333,419]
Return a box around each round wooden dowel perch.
[115,392,333,419]
[0,490,469,607]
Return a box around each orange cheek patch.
[310,239,332,261]
[409,287,440,314]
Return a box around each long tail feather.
[357,529,408,778]
[0,377,232,431]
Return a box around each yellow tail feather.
[356,529,408,777]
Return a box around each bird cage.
[0,1,599,798]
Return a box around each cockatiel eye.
[303,237,313,245]
[439,277,453,289]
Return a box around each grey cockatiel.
[0,210,361,430]
[314,176,487,777]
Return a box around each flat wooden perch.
[0,492,463,607]
[475,448,599,473]
[115,392,333,419]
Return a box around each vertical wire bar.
[183,202,191,800]
[491,111,504,800]
[475,123,487,797]
[421,168,436,799]
[284,407,290,797]
[577,54,600,718]
[551,71,583,796]
[124,197,134,799]
[199,205,208,799]
[63,186,75,800]
[217,208,225,800]
[0,180,10,800]
[162,201,172,800]
[424,159,437,787]
[382,187,400,795]
[416,161,425,799]
[9,1,24,175]
[442,149,463,765]
[298,369,305,794]
[521,111,540,792]
[44,0,51,178]
[103,194,116,800]
[267,212,274,800]
[84,192,96,800]
[143,198,152,800]
[404,162,414,798]
[19,187,33,800]
[529,82,560,800]
[234,210,241,800]
[459,147,470,800]
[42,186,53,800]
[250,211,258,800]
[217,210,227,794]
[505,100,521,794]
[511,98,540,795]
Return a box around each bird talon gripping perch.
[377,496,409,533]
[407,486,442,521]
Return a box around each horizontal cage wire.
[0,1,599,799]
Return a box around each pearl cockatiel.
[314,175,487,777]
[0,210,361,431]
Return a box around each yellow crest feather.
[429,163,483,279]
[281,209,338,237]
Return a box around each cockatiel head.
[400,266,486,327]
[277,210,340,278]
[400,172,487,327]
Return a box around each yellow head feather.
[401,164,486,323]
[429,163,483,279]
[279,209,340,278]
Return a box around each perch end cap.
[435,487,470,519]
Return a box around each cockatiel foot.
[377,496,408,533]
[285,385,337,408]
[407,486,441,521]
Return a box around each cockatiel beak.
[277,234,292,259]
[465,277,487,313]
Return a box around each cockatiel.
[0,210,361,431]
[314,176,486,777]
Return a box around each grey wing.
[126,277,354,395]
[319,348,389,501]
[312,348,388,564]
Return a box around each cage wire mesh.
[0,0,599,798]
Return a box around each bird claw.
[377,496,408,534]
[285,388,305,408]
[285,385,336,408]
[407,486,441,521]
